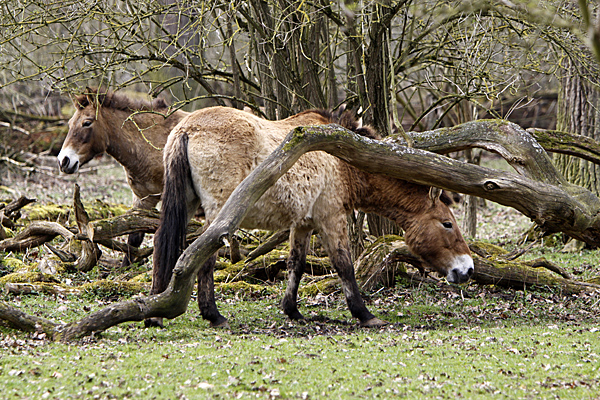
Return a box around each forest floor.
[1,152,599,399]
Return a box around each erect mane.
[297,108,380,140]
[74,87,169,112]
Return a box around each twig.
[0,121,30,135]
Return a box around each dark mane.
[302,108,380,140]
[75,87,169,112]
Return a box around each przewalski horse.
[57,88,189,266]
[152,107,474,328]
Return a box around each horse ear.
[73,93,89,110]
[428,186,443,204]
[85,87,108,108]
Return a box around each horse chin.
[445,254,474,284]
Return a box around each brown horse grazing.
[152,107,474,328]
[57,88,189,266]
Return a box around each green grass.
[2,284,599,399]
[2,153,600,399]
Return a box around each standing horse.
[152,106,474,328]
[57,88,189,266]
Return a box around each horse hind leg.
[197,253,229,327]
[281,227,312,320]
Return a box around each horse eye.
[82,120,93,128]
[442,221,453,229]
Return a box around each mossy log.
[0,204,203,260]
[0,221,74,252]
[5,283,82,296]
[3,120,600,341]
[355,235,410,291]
[355,236,600,294]
[1,196,36,229]
[527,128,600,165]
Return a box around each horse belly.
[188,134,337,231]
[241,155,331,230]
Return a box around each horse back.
[179,107,347,231]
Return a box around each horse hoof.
[144,317,164,328]
[360,317,388,328]
[210,317,230,329]
[210,315,229,329]
[285,309,305,321]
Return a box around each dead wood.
[2,120,600,341]
[527,127,600,165]
[1,195,36,220]
[245,229,291,262]
[1,196,35,233]
[73,184,101,272]
[5,283,81,296]
[0,204,202,264]
[0,221,74,252]
[355,236,600,294]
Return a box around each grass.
[2,152,600,399]
[1,281,599,399]
[3,325,598,399]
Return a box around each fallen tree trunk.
[0,206,203,260]
[2,120,600,341]
[354,236,600,294]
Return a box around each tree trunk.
[554,57,600,195]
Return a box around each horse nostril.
[467,267,474,277]
[60,157,70,170]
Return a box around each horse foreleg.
[120,231,145,268]
[197,253,229,327]
[281,228,312,320]
[122,195,160,268]
[329,248,387,327]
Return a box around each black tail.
[151,133,192,295]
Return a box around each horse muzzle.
[57,148,80,174]
[446,254,474,284]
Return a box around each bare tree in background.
[1,0,598,240]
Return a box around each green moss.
[214,261,246,283]
[586,276,600,285]
[1,227,14,238]
[282,127,307,151]
[87,200,129,219]
[2,256,30,271]
[128,272,152,283]
[215,281,277,296]
[22,203,70,222]
[81,279,147,299]
[0,271,60,285]
[22,201,128,223]
[298,277,339,296]
[469,240,509,258]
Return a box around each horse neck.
[345,165,430,229]
[103,108,187,176]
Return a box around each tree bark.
[528,127,600,166]
[73,184,101,272]
[554,57,600,195]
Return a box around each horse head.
[404,187,474,284]
[57,88,111,174]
